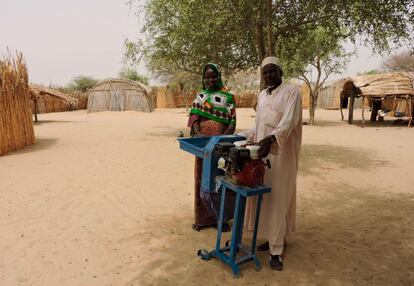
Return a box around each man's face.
[262,64,282,87]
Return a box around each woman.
[188,63,236,231]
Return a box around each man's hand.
[258,135,276,158]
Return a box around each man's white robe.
[240,83,302,255]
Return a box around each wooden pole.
[408,96,412,127]
[348,93,355,124]
[34,99,38,122]
[361,96,366,127]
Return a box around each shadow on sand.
[2,138,58,157]
[299,144,390,176]
[303,120,346,127]
[123,184,413,286]
[343,119,411,128]
[33,120,75,125]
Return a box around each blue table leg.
[198,179,270,277]
[229,192,241,260]
[236,196,246,247]
[251,193,263,270]
[215,186,227,253]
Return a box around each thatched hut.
[0,53,35,156]
[29,85,77,114]
[87,79,153,113]
[339,72,414,125]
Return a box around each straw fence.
[153,86,258,109]
[0,53,35,155]
[68,90,88,110]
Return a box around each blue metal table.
[198,178,271,278]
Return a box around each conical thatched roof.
[87,79,154,113]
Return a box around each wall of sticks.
[0,52,35,155]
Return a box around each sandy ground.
[0,108,413,286]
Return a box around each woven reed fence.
[153,87,258,109]
[0,53,35,155]
[68,90,88,110]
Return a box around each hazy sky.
[1,0,142,86]
[0,0,407,86]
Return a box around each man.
[239,56,302,271]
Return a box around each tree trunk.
[266,0,273,56]
[309,93,316,125]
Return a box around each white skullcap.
[261,56,280,68]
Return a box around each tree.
[381,50,414,72]
[67,75,98,92]
[119,67,149,85]
[282,28,352,124]
[357,69,379,75]
[126,0,413,123]
[127,0,413,75]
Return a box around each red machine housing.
[232,159,266,187]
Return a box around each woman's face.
[204,68,219,89]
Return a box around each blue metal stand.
[197,178,271,278]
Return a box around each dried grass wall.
[0,53,35,155]
[301,84,310,109]
[236,91,257,108]
[153,87,258,109]
[155,86,176,108]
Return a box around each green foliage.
[67,75,98,92]
[358,69,379,75]
[119,67,149,85]
[127,0,413,124]
[126,0,413,78]
[280,27,353,124]
[166,71,199,92]
[280,28,349,78]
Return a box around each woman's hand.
[194,131,204,137]
[223,124,235,135]
[192,122,202,137]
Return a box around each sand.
[0,108,413,286]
